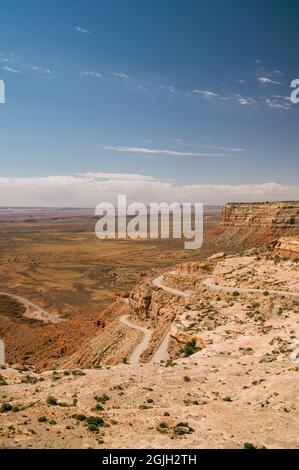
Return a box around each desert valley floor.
[0,204,298,449]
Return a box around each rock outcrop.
[168,325,205,358]
[208,201,299,251]
[273,236,299,260]
[221,201,299,228]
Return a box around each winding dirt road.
[150,325,172,364]
[119,314,152,364]
[203,277,299,298]
[120,270,299,365]
[0,291,65,323]
[152,272,190,298]
[120,273,191,364]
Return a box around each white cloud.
[114,73,130,79]
[83,70,102,78]
[193,90,218,98]
[102,145,232,157]
[3,65,22,74]
[78,172,156,181]
[236,96,256,105]
[257,76,281,86]
[273,95,290,100]
[76,26,91,34]
[194,89,256,107]
[207,145,246,152]
[1,54,52,76]
[0,53,15,64]
[113,72,144,90]
[29,64,51,75]
[160,85,176,93]
[0,174,297,207]
[175,140,246,152]
[264,98,291,110]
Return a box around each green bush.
[0,403,12,413]
[180,339,199,357]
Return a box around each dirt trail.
[150,325,172,363]
[202,277,299,298]
[120,269,299,365]
[0,291,65,323]
[152,273,190,297]
[119,314,152,364]
[120,273,191,364]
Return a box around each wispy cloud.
[174,139,246,152]
[28,64,51,75]
[0,53,16,64]
[160,85,176,93]
[76,26,91,35]
[113,72,144,89]
[78,172,156,181]
[3,65,22,74]
[257,76,281,86]
[1,53,53,77]
[194,89,256,106]
[234,95,256,105]
[206,145,246,152]
[114,72,130,79]
[264,97,291,110]
[83,70,102,78]
[193,90,218,98]
[102,145,232,157]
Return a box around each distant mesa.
[221,201,299,229]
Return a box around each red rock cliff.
[221,201,299,228]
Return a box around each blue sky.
[0,0,298,206]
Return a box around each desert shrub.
[244,442,257,449]
[180,339,199,357]
[38,416,48,423]
[94,403,104,411]
[0,403,12,413]
[47,396,58,406]
[85,416,105,432]
[73,414,86,421]
[223,396,232,402]
[94,393,110,404]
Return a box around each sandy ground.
[0,351,298,449]
[214,256,299,293]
